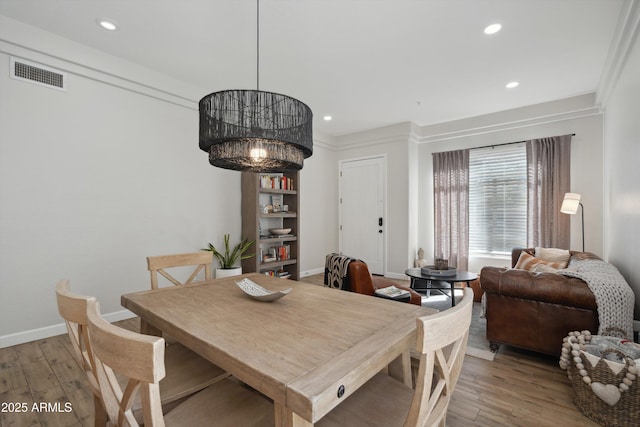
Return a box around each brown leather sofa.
[348,261,422,305]
[480,248,599,356]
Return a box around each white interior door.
[339,156,385,275]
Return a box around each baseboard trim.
[300,267,324,278]
[384,271,411,281]
[0,309,136,349]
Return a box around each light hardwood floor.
[0,275,599,426]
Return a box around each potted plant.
[203,234,254,278]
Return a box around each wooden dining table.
[121,273,436,426]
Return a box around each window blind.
[469,143,526,256]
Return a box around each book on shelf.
[263,269,291,279]
[262,245,291,261]
[275,244,290,261]
[276,269,291,279]
[271,195,282,211]
[374,286,410,298]
[259,174,294,191]
[259,244,293,263]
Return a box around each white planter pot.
[215,267,242,279]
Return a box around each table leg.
[292,413,313,427]
[448,280,456,307]
[274,403,290,427]
[274,403,313,427]
[139,318,162,337]
[387,350,412,388]
[410,278,430,297]
[448,281,471,307]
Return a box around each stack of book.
[263,269,291,279]
[275,245,290,261]
[259,245,291,263]
[259,174,294,190]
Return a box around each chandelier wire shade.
[198,0,313,172]
[199,89,313,171]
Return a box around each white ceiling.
[0,0,625,137]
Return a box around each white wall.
[335,123,415,278]
[0,18,336,347]
[299,136,339,277]
[0,49,243,344]
[407,134,420,270]
[417,94,605,273]
[603,29,640,319]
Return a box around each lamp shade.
[560,192,581,214]
[199,90,313,172]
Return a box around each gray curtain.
[433,149,469,270]
[526,134,572,249]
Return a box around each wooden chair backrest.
[406,287,473,426]
[146,252,213,289]
[86,299,166,427]
[54,280,101,397]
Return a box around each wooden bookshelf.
[241,171,300,280]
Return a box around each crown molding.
[596,0,640,106]
[418,96,602,144]
[334,122,420,151]
[312,130,339,151]
[0,15,202,109]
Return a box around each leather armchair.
[481,248,599,356]
[347,261,422,305]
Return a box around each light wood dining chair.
[55,280,229,425]
[147,251,213,289]
[85,298,274,427]
[316,288,474,427]
[55,280,106,427]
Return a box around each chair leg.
[94,396,108,427]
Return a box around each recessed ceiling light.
[484,23,502,35]
[323,116,332,121]
[97,19,117,31]
[506,81,519,89]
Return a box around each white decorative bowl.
[269,228,292,235]
[235,278,292,302]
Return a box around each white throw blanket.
[558,258,635,339]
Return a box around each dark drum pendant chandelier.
[199,90,313,171]
[198,1,313,172]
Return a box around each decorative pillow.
[531,263,560,274]
[534,247,570,267]
[515,251,566,272]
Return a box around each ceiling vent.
[10,57,67,91]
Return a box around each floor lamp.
[560,192,584,252]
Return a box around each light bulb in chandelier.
[250,147,267,160]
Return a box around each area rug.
[421,292,496,361]
[465,302,496,361]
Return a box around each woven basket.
[564,332,640,427]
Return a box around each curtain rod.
[432,133,575,154]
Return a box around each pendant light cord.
[256,0,260,91]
